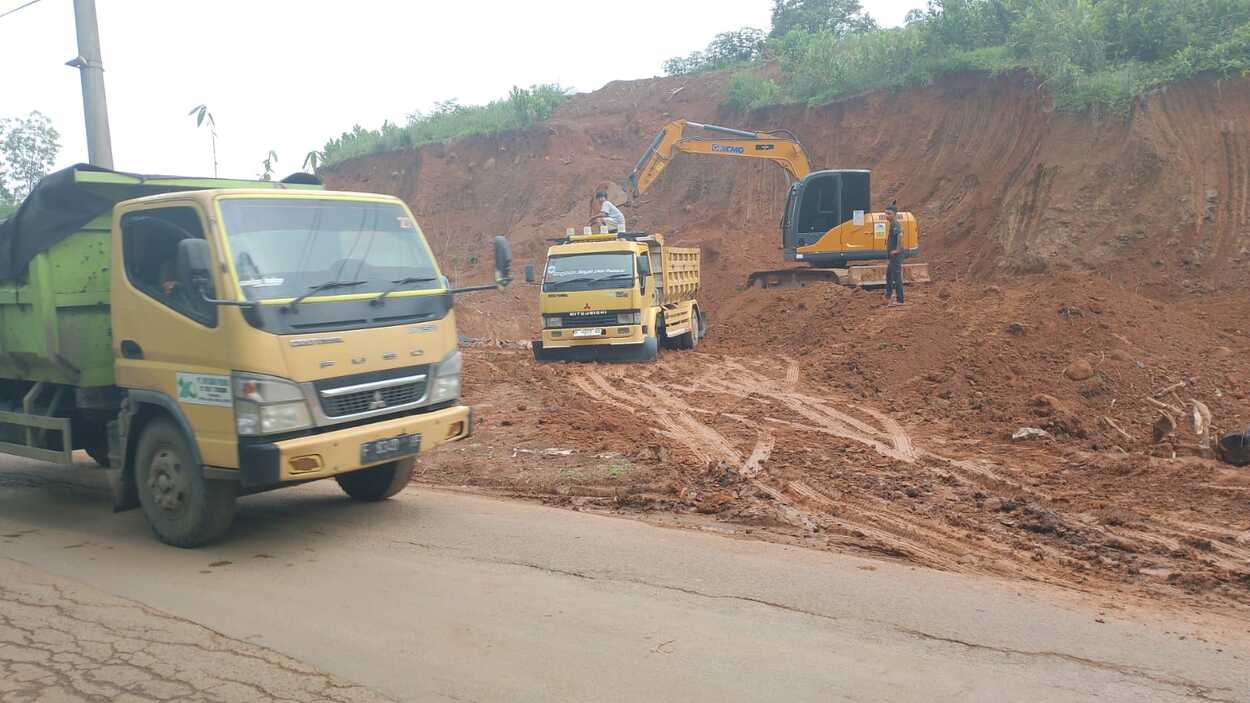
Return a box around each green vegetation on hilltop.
[670,0,1250,115]
[321,84,568,167]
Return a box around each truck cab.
[530,230,701,363]
[0,167,510,546]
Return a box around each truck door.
[112,203,237,467]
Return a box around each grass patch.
[713,1,1250,116]
[322,84,569,166]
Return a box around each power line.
[0,0,44,21]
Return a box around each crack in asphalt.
[899,630,1242,703]
[0,557,397,703]
[405,542,1241,701]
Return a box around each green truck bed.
[0,167,322,389]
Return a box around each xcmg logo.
[711,144,745,154]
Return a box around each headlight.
[543,315,564,328]
[617,311,641,325]
[233,373,313,436]
[428,349,461,404]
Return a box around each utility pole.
[66,0,113,168]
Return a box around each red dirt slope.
[322,70,1250,612]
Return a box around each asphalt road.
[1,456,1247,702]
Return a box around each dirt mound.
[323,70,1250,612]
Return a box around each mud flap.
[108,413,138,512]
[532,337,659,363]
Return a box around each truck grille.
[552,309,629,328]
[314,365,430,418]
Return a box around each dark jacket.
[887,220,902,260]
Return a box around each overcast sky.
[2,0,923,180]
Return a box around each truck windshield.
[542,253,635,292]
[218,198,441,302]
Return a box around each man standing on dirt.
[590,190,626,232]
[883,203,904,306]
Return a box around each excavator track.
[746,263,931,289]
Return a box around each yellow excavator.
[627,119,930,288]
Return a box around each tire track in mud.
[570,356,1020,570]
[566,355,1250,590]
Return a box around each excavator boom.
[621,117,929,288]
[627,119,813,198]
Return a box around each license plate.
[361,433,421,464]
[573,328,603,337]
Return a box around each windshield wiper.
[548,274,635,291]
[546,276,596,290]
[284,279,368,313]
[371,275,440,305]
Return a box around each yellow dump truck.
[0,165,510,547]
[529,229,702,363]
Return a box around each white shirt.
[600,200,626,231]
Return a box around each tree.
[259,150,278,181]
[769,0,878,38]
[0,111,61,202]
[303,150,324,173]
[663,28,766,75]
[188,104,219,177]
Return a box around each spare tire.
[1217,428,1250,467]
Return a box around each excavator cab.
[781,170,871,257]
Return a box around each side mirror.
[449,236,515,295]
[177,238,213,294]
[524,264,535,284]
[493,235,512,287]
[637,254,650,292]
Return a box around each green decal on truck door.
[176,373,232,407]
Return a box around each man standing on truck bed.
[590,190,626,232]
[884,202,904,307]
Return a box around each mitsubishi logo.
[369,391,387,410]
[583,303,592,310]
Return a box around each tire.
[336,458,415,502]
[676,309,700,350]
[134,418,236,548]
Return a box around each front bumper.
[532,335,658,363]
[234,405,471,489]
[539,322,645,348]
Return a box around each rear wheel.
[336,458,415,501]
[676,309,701,350]
[135,418,236,548]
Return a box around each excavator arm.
[627,119,813,199]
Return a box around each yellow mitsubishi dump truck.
[0,165,510,546]
[528,228,702,363]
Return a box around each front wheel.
[336,459,415,501]
[135,418,237,548]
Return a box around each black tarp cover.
[0,164,120,280]
[0,164,322,280]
